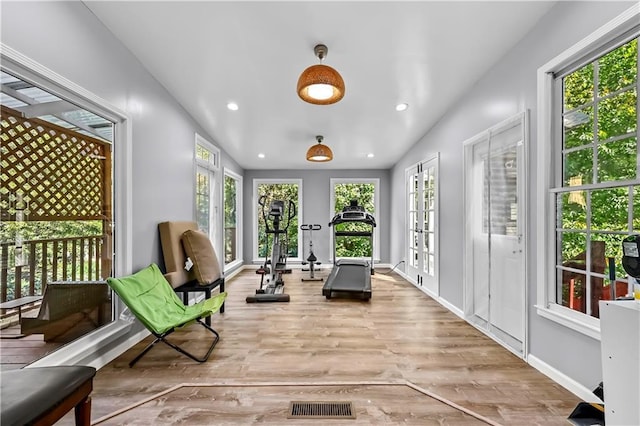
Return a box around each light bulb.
[307,84,334,100]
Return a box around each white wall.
[1,0,244,365]
[390,1,635,389]
[1,1,244,273]
[243,169,391,265]
[2,0,634,389]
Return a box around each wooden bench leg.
[74,396,91,426]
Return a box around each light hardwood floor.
[82,268,580,425]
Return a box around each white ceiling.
[84,1,556,170]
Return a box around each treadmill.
[322,200,376,300]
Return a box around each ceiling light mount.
[306,135,333,162]
[297,43,345,105]
[314,44,328,61]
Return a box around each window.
[537,7,639,336]
[223,169,242,271]
[0,49,131,365]
[330,178,380,259]
[253,179,301,261]
[195,134,221,253]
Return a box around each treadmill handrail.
[335,231,373,237]
[329,211,376,227]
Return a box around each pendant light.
[306,135,333,162]
[297,44,345,105]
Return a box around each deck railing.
[0,235,108,303]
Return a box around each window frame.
[194,134,221,255]
[329,178,380,261]
[223,168,243,272]
[536,4,640,340]
[252,178,303,263]
[0,42,133,367]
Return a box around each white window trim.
[404,153,440,294]
[536,4,640,340]
[0,42,131,301]
[194,134,222,255]
[1,43,134,368]
[195,133,220,171]
[223,168,243,272]
[329,178,380,262]
[252,178,303,263]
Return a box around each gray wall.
[390,1,635,389]
[2,0,634,390]
[1,1,244,274]
[243,169,391,265]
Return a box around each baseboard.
[244,262,391,271]
[527,354,603,403]
[435,296,465,319]
[399,270,465,319]
[224,264,246,280]
[26,319,148,369]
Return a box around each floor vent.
[288,401,356,419]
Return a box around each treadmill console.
[330,210,376,227]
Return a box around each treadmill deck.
[322,260,372,300]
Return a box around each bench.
[0,295,44,321]
[20,281,110,342]
[1,365,96,426]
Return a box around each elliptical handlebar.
[286,200,297,232]
[258,195,297,235]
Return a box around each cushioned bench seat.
[0,365,96,426]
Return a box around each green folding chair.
[107,263,227,367]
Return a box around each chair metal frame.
[129,318,220,367]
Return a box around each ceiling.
[84,1,556,170]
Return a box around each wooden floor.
[68,268,579,425]
[0,329,64,371]
[0,308,108,371]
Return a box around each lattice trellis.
[0,105,112,222]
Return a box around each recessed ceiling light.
[395,103,408,112]
[258,153,265,159]
[367,153,375,158]
[227,102,239,111]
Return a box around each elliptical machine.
[300,224,323,282]
[246,195,296,303]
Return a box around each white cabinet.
[599,300,640,426]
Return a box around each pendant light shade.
[297,44,345,105]
[306,135,333,162]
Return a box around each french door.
[406,155,439,295]
[463,112,527,356]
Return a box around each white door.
[464,113,526,355]
[406,155,439,295]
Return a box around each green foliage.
[333,183,375,257]
[256,183,299,259]
[224,175,237,263]
[195,172,210,233]
[559,37,639,286]
[0,220,101,243]
[0,220,104,300]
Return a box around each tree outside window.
[333,182,376,258]
[255,182,299,259]
[557,37,638,318]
